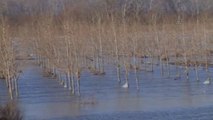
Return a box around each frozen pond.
[0,60,213,120]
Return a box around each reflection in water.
[182,80,193,107]
[0,62,213,120]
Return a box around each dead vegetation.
[0,102,22,120]
[0,0,213,96]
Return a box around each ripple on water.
[1,62,213,120]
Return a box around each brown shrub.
[0,102,22,120]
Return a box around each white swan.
[122,82,129,88]
[203,78,211,85]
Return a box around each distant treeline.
[0,0,213,25]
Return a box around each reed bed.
[0,0,213,97]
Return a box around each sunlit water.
[0,60,213,120]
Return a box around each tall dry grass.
[1,0,213,95]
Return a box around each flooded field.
[1,0,213,120]
[1,60,213,120]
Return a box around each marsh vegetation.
[0,0,213,119]
[0,102,22,120]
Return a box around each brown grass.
[0,102,22,120]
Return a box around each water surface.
[1,61,213,120]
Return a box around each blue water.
[0,61,213,120]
